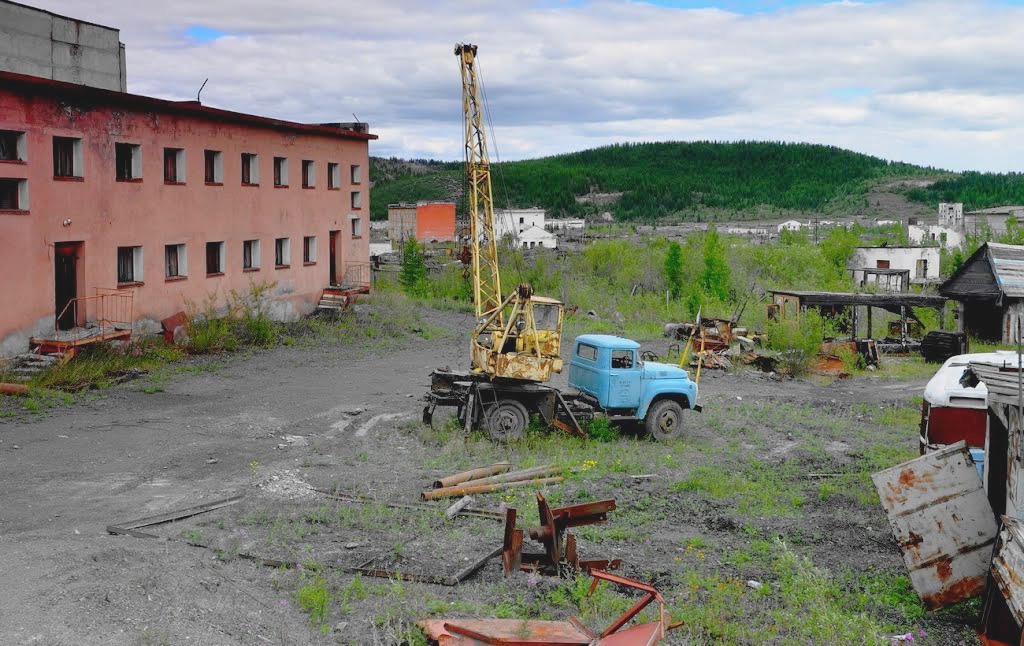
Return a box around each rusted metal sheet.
[872,441,997,609]
[418,569,681,645]
[991,516,1024,626]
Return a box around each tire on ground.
[644,398,685,441]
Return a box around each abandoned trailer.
[940,242,1024,344]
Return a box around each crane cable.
[474,53,528,287]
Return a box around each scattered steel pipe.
[456,464,561,488]
[433,462,512,489]
[421,476,564,501]
[0,383,29,396]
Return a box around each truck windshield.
[533,304,559,330]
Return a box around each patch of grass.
[297,574,332,633]
[583,416,620,442]
[672,461,806,516]
[181,529,203,544]
[29,341,182,392]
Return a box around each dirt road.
[0,315,933,645]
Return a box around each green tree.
[664,241,683,299]
[820,227,860,282]
[399,238,428,296]
[701,225,730,301]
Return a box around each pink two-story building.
[0,70,376,356]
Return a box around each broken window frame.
[52,136,79,178]
[0,130,24,162]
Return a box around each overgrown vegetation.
[764,309,828,376]
[371,141,936,221]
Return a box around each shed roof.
[769,290,946,308]
[940,242,1024,300]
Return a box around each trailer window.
[577,344,597,361]
[611,350,634,369]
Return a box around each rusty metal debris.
[352,546,503,587]
[419,569,682,645]
[871,441,997,610]
[423,465,564,501]
[979,516,1024,645]
[107,494,245,539]
[502,492,620,576]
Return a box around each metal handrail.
[53,289,134,334]
[342,262,371,288]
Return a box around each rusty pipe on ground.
[456,464,560,488]
[433,462,512,489]
[0,383,29,396]
[421,476,564,501]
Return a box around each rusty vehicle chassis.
[423,370,592,436]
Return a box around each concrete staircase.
[9,352,62,379]
[316,291,351,313]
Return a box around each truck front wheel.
[484,400,529,442]
[645,399,685,441]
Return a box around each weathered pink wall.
[0,84,371,355]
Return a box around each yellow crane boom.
[454,43,564,382]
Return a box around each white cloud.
[28,0,1024,171]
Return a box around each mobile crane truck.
[421,44,700,442]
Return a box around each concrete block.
[0,4,52,38]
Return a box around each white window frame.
[302,160,316,188]
[165,243,187,278]
[204,149,223,184]
[275,237,291,268]
[117,245,144,283]
[350,164,362,184]
[303,236,317,263]
[273,156,289,187]
[164,147,186,183]
[0,178,29,210]
[0,130,27,161]
[351,190,362,209]
[116,142,142,180]
[53,136,84,178]
[243,239,261,269]
[327,162,340,189]
[241,152,260,185]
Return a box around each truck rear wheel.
[484,400,529,442]
[645,399,684,441]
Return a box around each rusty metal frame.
[351,545,503,587]
[106,494,245,539]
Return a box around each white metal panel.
[992,516,1024,625]
[872,441,998,609]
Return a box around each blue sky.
[36,0,1024,172]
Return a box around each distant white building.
[496,208,546,240]
[939,202,964,228]
[518,225,557,250]
[777,220,803,232]
[369,242,393,257]
[908,223,963,248]
[849,246,941,286]
[546,218,585,233]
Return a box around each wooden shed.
[940,242,1024,343]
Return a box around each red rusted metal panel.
[872,441,998,609]
[925,406,987,448]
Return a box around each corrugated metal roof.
[988,243,1024,298]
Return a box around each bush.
[764,309,826,376]
[585,416,620,442]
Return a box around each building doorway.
[329,230,339,285]
[54,242,82,330]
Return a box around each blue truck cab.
[568,334,699,440]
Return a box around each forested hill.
[906,172,1024,210]
[369,141,936,221]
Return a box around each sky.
[34,0,1024,171]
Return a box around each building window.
[163,148,185,183]
[302,160,315,188]
[876,259,890,269]
[206,241,225,275]
[350,164,362,184]
[165,243,187,278]
[241,153,259,185]
[916,259,928,279]
[273,157,288,187]
[115,143,141,180]
[351,216,362,239]
[0,130,26,161]
[351,191,362,209]
[204,150,223,184]
[52,137,83,178]
[0,178,27,210]
[243,239,261,270]
[275,238,290,268]
[327,162,340,189]
[303,236,316,263]
[117,246,143,284]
